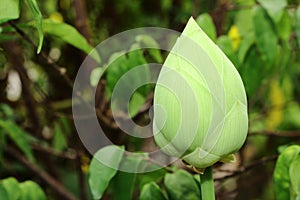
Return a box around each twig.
[6,146,78,200]
[2,41,42,136]
[31,143,77,159]
[214,155,278,181]
[249,130,300,138]
[8,21,73,88]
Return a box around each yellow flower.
[228,25,241,51]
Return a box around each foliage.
[0,0,299,199]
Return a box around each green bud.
[153,17,248,171]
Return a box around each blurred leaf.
[0,0,20,24]
[90,67,105,86]
[0,104,15,120]
[290,156,300,199]
[252,6,278,67]
[136,35,163,63]
[129,92,146,117]
[258,0,287,23]
[196,13,216,41]
[217,35,238,66]
[238,33,254,64]
[42,19,100,63]
[0,120,34,162]
[0,130,6,165]
[1,177,21,200]
[164,170,201,200]
[140,182,167,200]
[0,185,9,199]
[274,145,300,200]
[58,116,71,136]
[52,121,67,151]
[107,49,150,117]
[112,154,146,200]
[89,145,124,199]
[138,167,167,189]
[276,10,292,41]
[240,47,264,97]
[26,0,43,54]
[295,6,300,46]
[19,180,47,200]
[235,4,253,37]
[0,34,17,43]
[281,102,300,129]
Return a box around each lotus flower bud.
[153,17,248,171]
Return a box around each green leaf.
[0,185,9,199]
[129,92,146,117]
[258,0,287,23]
[140,182,167,200]
[136,35,163,63]
[90,67,105,86]
[196,13,216,41]
[276,10,291,41]
[295,6,300,46]
[290,155,300,200]
[112,154,146,200]
[88,145,124,200]
[0,0,20,24]
[107,49,151,117]
[216,35,238,66]
[52,121,67,151]
[1,177,21,200]
[42,19,100,63]
[238,33,254,64]
[252,6,278,67]
[138,167,167,189]
[274,145,300,200]
[0,130,6,165]
[19,180,47,200]
[26,0,43,54]
[240,47,264,96]
[0,120,35,162]
[164,170,201,200]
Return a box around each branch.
[2,41,42,136]
[214,155,278,181]
[249,130,300,138]
[31,143,77,160]
[6,146,78,200]
[8,21,73,88]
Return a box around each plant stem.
[200,166,215,200]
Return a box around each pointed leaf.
[252,6,278,67]
[112,154,146,200]
[52,121,67,151]
[0,120,35,162]
[0,0,20,24]
[26,0,43,53]
[164,170,201,200]
[19,180,47,200]
[196,13,216,41]
[88,145,124,199]
[140,182,167,200]
[274,145,300,200]
[1,177,21,200]
[42,19,100,63]
[295,6,300,46]
[290,155,300,199]
[258,0,287,23]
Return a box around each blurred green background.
[0,0,300,199]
